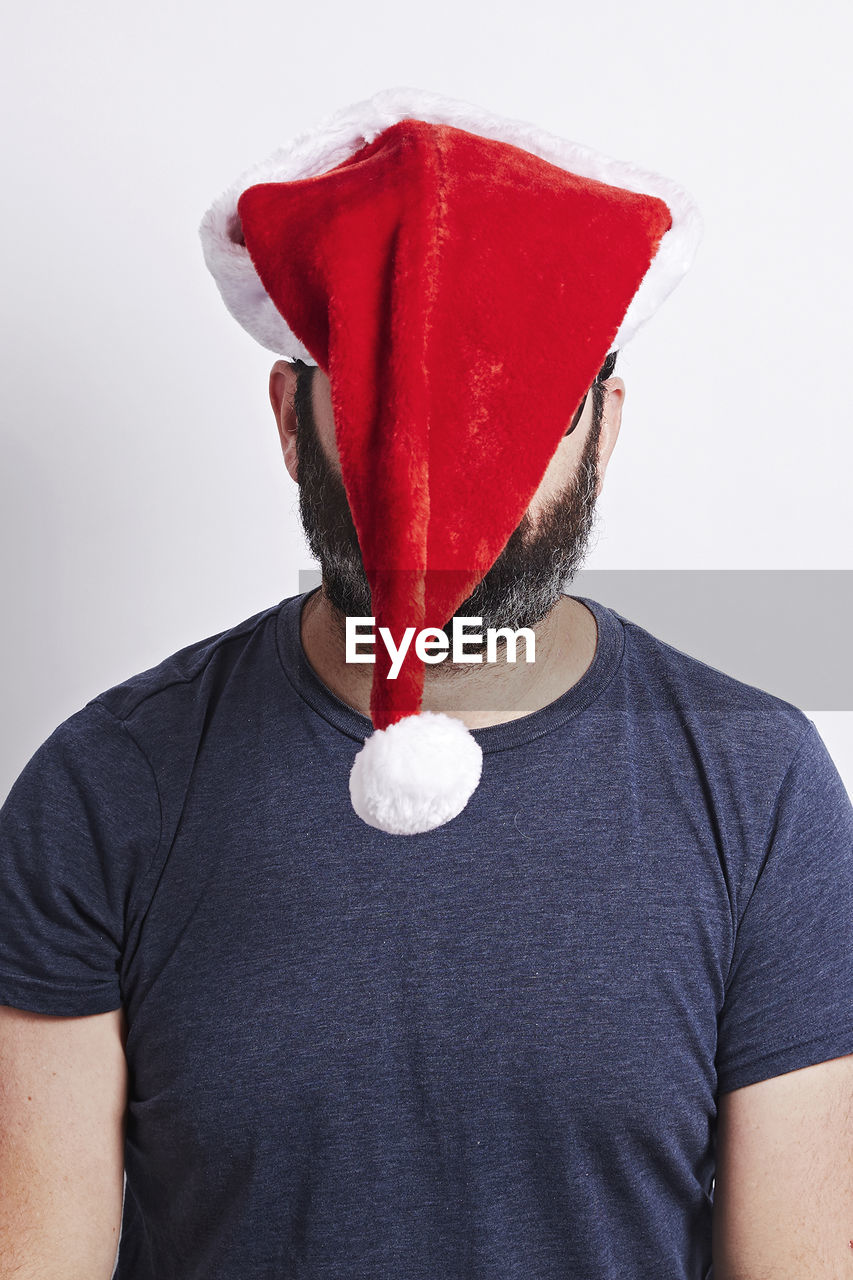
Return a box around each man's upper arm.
[0,1003,128,1279]
[712,1053,853,1279]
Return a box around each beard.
[294,372,602,659]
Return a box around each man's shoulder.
[87,597,289,727]
[1,597,298,847]
[610,604,813,762]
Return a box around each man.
[1,88,852,1280]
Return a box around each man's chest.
[120,791,731,1163]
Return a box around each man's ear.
[594,376,625,497]
[269,360,300,483]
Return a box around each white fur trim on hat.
[348,710,483,836]
[199,86,703,362]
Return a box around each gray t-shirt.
[1,589,852,1280]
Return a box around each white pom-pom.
[349,710,483,835]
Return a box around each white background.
[1,0,851,794]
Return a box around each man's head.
[270,355,624,650]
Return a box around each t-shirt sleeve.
[716,719,853,1093]
[0,700,161,1016]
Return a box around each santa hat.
[199,87,702,837]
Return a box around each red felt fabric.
[238,121,671,731]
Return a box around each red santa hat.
[199,87,702,837]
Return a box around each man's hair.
[589,350,618,430]
[291,349,619,438]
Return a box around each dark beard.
[295,373,602,656]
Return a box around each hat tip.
[349,710,483,836]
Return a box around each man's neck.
[299,587,599,731]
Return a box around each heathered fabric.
[1,588,852,1280]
